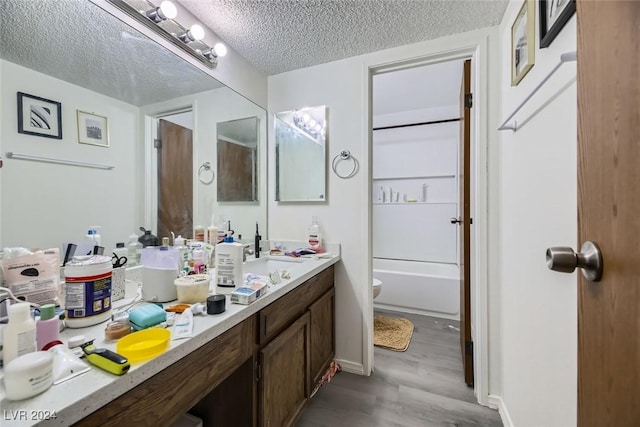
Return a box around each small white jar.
[4,351,54,401]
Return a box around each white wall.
[268,26,499,383]
[497,1,577,425]
[0,60,142,254]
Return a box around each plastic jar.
[175,274,210,304]
[63,255,112,328]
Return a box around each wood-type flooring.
[296,309,503,427]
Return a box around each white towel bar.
[498,51,577,132]
[5,152,114,170]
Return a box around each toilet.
[373,278,382,299]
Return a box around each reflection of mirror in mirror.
[0,1,267,252]
[275,106,327,202]
[217,117,259,202]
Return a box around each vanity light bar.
[106,0,222,69]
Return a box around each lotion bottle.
[308,216,322,250]
[3,302,37,366]
[36,304,59,350]
[215,236,244,294]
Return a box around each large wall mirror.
[0,0,267,253]
[275,106,327,202]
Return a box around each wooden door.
[577,1,640,424]
[259,312,310,427]
[309,287,335,395]
[157,119,192,240]
[458,59,473,386]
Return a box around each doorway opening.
[370,57,475,387]
[147,107,194,241]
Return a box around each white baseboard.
[335,359,365,375]
[489,395,514,427]
[486,394,501,409]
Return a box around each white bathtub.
[373,258,460,320]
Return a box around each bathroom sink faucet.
[242,245,254,262]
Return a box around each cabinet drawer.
[259,265,334,346]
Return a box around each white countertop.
[0,245,340,426]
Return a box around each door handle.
[545,241,603,282]
[450,217,462,224]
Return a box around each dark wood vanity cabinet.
[259,312,311,427]
[256,265,335,427]
[74,265,335,427]
[309,287,335,393]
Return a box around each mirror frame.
[274,105,328,202]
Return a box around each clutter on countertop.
[80,339,130,375]
[1,247,61,306]
[63,255,113,328]
[116,328,170,363]
[175,274,210,304]
[128,303,167,331]
[3,351,54,401]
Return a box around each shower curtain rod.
[373,117,461,131]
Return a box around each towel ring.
[332,150,359,179]
[198,162,215,185]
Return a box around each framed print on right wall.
[539,0,576,48]
[511,0,535,86]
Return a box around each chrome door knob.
[546,241,603,282]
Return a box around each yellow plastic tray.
[116,328,170,363]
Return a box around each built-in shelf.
[373,202,456,205]
[373,174,455,181]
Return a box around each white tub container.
[63,255,112,328]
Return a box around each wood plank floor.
[296,309,503,427]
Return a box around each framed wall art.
[511,0,536,86]
[540,0,576,48]
[17,92,63,139]
[77,110,109,147]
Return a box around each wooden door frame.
[363,34,496,406]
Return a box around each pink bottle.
[36,304,60,350]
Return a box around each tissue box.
[112,267,126,301]
[230,281,267,305]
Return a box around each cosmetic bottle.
[127,233,143,266]
[194,225,205,242]
[174,235,189,264]
[3,302,37,366]
[308,216,322,250]
[36,304,60,350]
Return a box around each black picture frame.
[539,0,576,48]
[17,92,63,139]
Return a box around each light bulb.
[159,1,177,20]
[213,43,227,57]
[302,114,310,123]
[189,24,205,41]
[314,124,322,132]
[309,119,317,128]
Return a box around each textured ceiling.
[179,0,509,76]
[0,0,223,106]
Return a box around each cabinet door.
[309,287,335,394]
[259,312,310,427]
